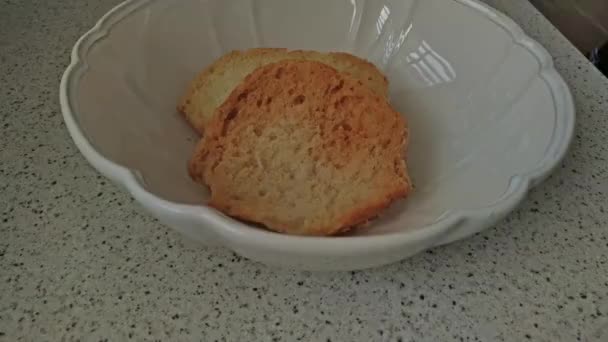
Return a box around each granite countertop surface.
[1,0,608,341]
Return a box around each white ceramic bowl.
[60,0,574,270]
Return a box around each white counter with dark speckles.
[1,0,607,341]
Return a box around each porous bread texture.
[189,60,411,236]
[178,48,389,135]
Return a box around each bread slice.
[189,60,411,236]
[178,48,388,135]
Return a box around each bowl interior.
[71,0,557,235]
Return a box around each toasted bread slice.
[178,48,388,135]
[189,60,410,236]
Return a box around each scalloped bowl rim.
[59,0,575,255]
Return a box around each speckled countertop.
[1,0,607,341]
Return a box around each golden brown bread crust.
[177,48,389,135]
[189,60,411,236]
